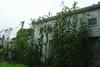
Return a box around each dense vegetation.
[0,62,27,67]
[0,2,100,67]
[47,2,89,67]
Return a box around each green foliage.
[48,2,89,67]
[9,2,90,67]
[0,48,4,61]
[92,38,100,67]
[0,62,27,67]
[11,28,42,67]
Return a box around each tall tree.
[49,2,89,67]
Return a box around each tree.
[21,21,25,29]
[12,27,42,67]
[48,2,89,67]
[0,28,13,62]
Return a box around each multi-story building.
[33,2,100,66]
[34,2,100,40]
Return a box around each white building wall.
[86,9,100,37]
[33,8,100,62]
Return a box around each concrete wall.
[34,9,100,37]
[33,8,100,63]
[86,9,100,37]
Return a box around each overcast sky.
[0,0,100,36]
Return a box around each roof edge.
[36,3,100,23]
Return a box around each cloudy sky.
[0,0,100,35]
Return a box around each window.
[88,17,97,25]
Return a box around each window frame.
[88,17,97,26]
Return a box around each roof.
[76,3,100,13]
[37,3,100,23]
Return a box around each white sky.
[0,0,100,36]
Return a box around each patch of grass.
[0,62,27,67]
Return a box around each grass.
[0,62,27,67]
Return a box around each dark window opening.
[88,18,97,25]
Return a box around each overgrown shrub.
[48,2,89,67]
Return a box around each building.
[34,2,100,40]
[33,2,100,66]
